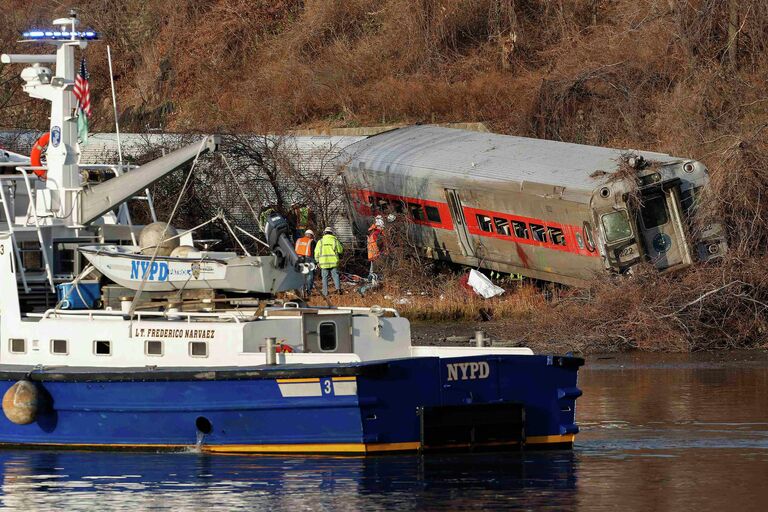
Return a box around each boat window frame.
[318,321,338,352]
[51,338,68,355]
[94,340,112,356]
[145,340,164,357]
[9,338,26,354]
[189,341,208,358]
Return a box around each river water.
[0,352,765,511]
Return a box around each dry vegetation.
[1,1,767,352]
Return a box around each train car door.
[637,187,692,270]
[444,189,475,257]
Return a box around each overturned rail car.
[338,126,725,287]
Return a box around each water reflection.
[0,450,578,511]
[0,352,765,511]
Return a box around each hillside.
[1,1,767,351]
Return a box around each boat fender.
[29,132,50,179]
[2,379,39,425]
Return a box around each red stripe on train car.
[351,189,454,230]
[463,206,597,258]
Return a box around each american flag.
[73,58,91,117]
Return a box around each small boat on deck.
[79,244,305,294]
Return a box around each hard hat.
[323,226,333,234]
[305,229,314,236]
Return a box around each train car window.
[601,211,633,242]
[680,186,701,214]
[476,214,493,232]
[367,195,376,207]
[512,221,529,239]
[409,203,425,221]
[494,217,511,236]
[575,232,585,249]
[425,205,441,223]
[392,199,406,214]
[530,224,547,243]
[549,227,566,246]
[376,197,391,213]
[640,195,669,228]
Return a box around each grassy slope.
[2,1,767,351]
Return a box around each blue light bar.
[22,29,99,40]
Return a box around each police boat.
[0,15,582,453]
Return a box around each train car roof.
[338,125,685,192]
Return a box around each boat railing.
[37,308,246,323]
[0,169,55,292]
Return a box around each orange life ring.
[29,132,49,179]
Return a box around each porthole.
[189,341,208,357]
[683,162,695,173]
[94,340,111,356]
[599,187,611,198]
[146,340,163,356]
[9,338,26,354]
[51,339,68,355]
[319,322,338,352]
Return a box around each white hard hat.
[305,229,314,236]
[323,226,333,234]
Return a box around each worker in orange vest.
[359,216,384,296]
[294,229,316,295]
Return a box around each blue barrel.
[56,281,101,309]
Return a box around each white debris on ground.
[467,269,505,299]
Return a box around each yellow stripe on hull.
[0,435,574,454]
[275,378,321,384]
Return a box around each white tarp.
[467,269,505,299]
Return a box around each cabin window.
[601,210,633,242]
[9,338,26,354]
[51,339,68,355]
[94,340,112,356]
[531,224,548,243]
[476,214,493,232]
[549,227,566,246]
[425,205,442,223]
[494,217,510,236]
[512,221,529,239]
[319,322,338,352]
[189,341,208,357]
[640,195,669,228]
[409,203,425,221]
[146,340,163,356]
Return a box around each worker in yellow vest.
[314,227,343,296]
[294,229,316,295]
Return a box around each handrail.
[17,168,54,292]
[0,178,29,292]
[40,308,245,323]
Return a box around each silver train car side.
[338,126,725,287]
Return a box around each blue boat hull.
[0,355,582,453]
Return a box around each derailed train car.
[338,126,725,287]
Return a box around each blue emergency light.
[22,30,99,40]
